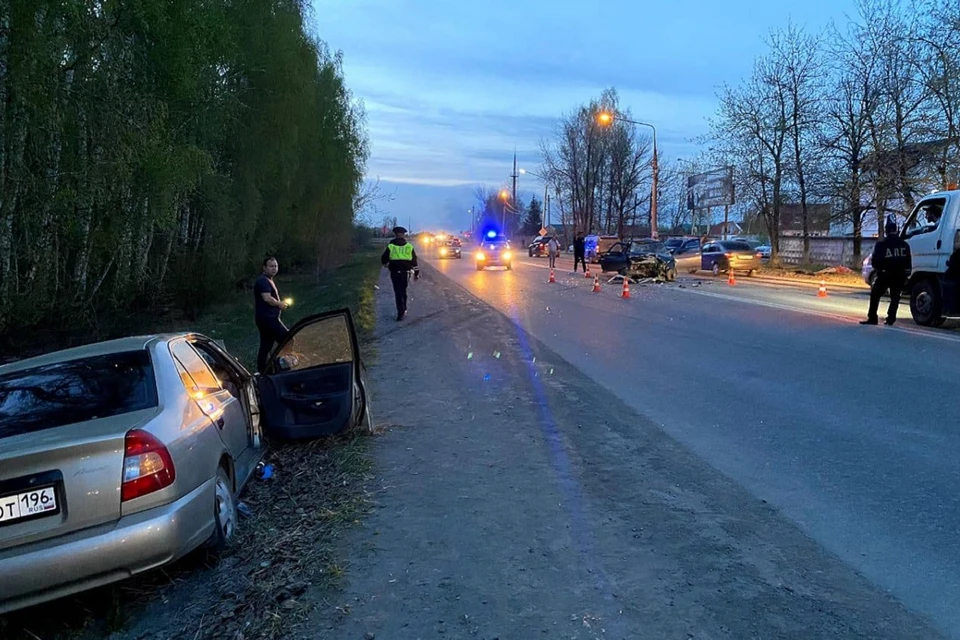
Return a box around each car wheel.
[688,268,698,274]
[505,263,512,271]
[711,262,720,277]
[747,269,755,277]
[529,250,533,257]
[476,265,484,271]
[666,267,677,282]
[910,278,944,326]
[206,467,237,552]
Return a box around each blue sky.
[312,0,860,231]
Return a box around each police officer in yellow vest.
[381,226,420,321]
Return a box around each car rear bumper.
[0,478,215,614]
[730,258,761,270]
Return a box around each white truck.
[900,189,960,326]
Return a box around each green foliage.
[0,0,368,339]
[523,197,543,235]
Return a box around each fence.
[777,236,876,267]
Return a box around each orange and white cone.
[621,278,631,299]
[818,279,827,297]
[592,274,601,293]
[549,268,556,283]
[727,268,736,286]
[585,266,592,278]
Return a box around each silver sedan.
[0,309,370,614]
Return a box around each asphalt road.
[425,249,960,639]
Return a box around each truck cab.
[902,191,960,326]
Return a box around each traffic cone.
[621,278,631,299]
[818,279,827,297]
[549,268,556,283]
[584,265,592,278]
[727,268,736,286]
[592,274,601,293]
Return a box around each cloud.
[313,0,861,227]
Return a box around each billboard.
[687,167,735,210]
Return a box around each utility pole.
[650,134,659,240]
[511,150,518,207]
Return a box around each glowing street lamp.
[499,190,510,229]
[596,110,660,239]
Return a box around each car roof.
[0,334,189,375]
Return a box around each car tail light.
[121,429,176,502]
[725,252,733,258]
[755,252,762,259]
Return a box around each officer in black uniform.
[862,217,912,326]
[381,226,420,321]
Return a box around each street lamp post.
[499,189,511,231]
[597,111,659,240]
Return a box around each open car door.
[258,309,370,440]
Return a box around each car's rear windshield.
[721,241,754,251]
[0,350,158,439]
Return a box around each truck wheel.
[910,279,944,326]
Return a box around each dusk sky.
[313,0,860,232]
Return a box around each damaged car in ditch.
[598,239,678,281]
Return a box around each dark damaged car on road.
[0,309,370,615]
[599,239,677,281]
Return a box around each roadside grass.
[154,248,381,366]
[0,250,383,640]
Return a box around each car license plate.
[0,486,58,525]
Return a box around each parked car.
[528,236,551,257]
[0,309,370,614]
[673,240,703,273]
[756,245,772,261]
[598,239,677,281]
[664,237,685,253]
[862,253,875,286]
[585,235,620,262]
[699,240,762,276]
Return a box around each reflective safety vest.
[388,243,414,261]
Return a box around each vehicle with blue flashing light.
[475,230,513,271]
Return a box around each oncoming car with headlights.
[475,235,513,271]
[436,240,462,259]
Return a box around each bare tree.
[913,0,960,187]
[541,87,653,239]
[859,0,930,232]
[711,53,791,257]
[820,18,882,262]
[769,21,827,262]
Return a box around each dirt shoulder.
[306,263,944,639]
